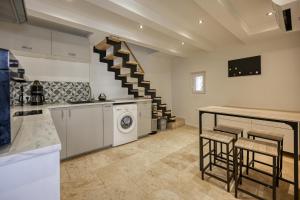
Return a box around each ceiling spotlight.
[139,24,143,29]
[266,12,273,16]
[199,19,203,24]
[181,41,185,45]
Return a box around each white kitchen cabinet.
[50,108,68,159]
[0,21,90,62]
[0,22,51,57]
[103,104,114,147]
[52,31,90,63]
[50,105,104,159]
[0,22,15,50]
[67,105,104,157]
[137,101,152,137]
[13,24,52,57]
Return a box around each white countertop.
[0,98,151,166]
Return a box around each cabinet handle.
[68,52,76,57]
[69,110,71,118]
[61,110,64,120]
[21,46,33,50]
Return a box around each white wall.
[16,56,89,82]
[171,36,300,127]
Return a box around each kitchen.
[1,0,300,200]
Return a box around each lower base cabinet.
[50,105,104,159]
[137,101,152,137]
[51,108,68,159]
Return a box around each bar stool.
[213,125,243,163]
[200,130,235,192]
[234,138,278,200]
[247,130,284,186]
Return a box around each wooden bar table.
[198,106,300,200]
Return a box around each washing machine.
[113,103,138,146]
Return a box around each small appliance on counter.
[98,93,107,101]
[30,80,45,105]
[0,48,26,147]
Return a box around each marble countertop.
[0,98,151,166]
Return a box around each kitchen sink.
[14,110,43,117]
[67,100,114,104]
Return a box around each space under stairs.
[93,36,176,123]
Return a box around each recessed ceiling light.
[139,24,143,29]
[181,41,185,45]
[266,12,273,16]
[199,19,203,24]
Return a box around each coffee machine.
[30,80,45,105]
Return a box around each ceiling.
[24,0,300,57]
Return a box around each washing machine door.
[117,111,136,134]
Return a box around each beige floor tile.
[61,126,299,200]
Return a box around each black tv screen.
[228,55,261,77]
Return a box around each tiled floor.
[61,126,299,200]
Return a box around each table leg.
[214,114,217,164]
[199,111,203,171]
[292,122,299,200]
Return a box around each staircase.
[93,36,176,123]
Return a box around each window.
[191,71,205,94]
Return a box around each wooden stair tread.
[153,97,161,99]
[141,81,150,84]
[118,73,130,77]
[124,82,138,85]
[95,40,110,51]
[134,71,144,75]
[111,64,121,69]
[169,116,176,120]
[126,61,138,65]
[147,89,156,92]
[108,36,121,43]
[104,54,116,60]
[159,104,166,107]
[118,49,130,54]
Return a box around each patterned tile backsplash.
[11,81,91,104]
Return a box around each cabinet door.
[52,31,90,63]
[13,24,52,57]
[67,105,103,157]
[50,108,67,159]
[137,101,152,137]
[0,22,15,50]
[103,104,113,147]
[0,22,51,57]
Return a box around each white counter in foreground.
[0,106,61,200]
[0,98,151,200]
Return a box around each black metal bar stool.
[234,138,278,200]
[213,125,243,163]
[200,130,235,192]
[247,130,284,186]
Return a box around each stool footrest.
[237,188,265,200]
[205,171,228,184]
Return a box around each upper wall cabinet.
[0,22,51,57]
[13,25,52,57]
[0,22,90,63]
[52,31,90,63]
